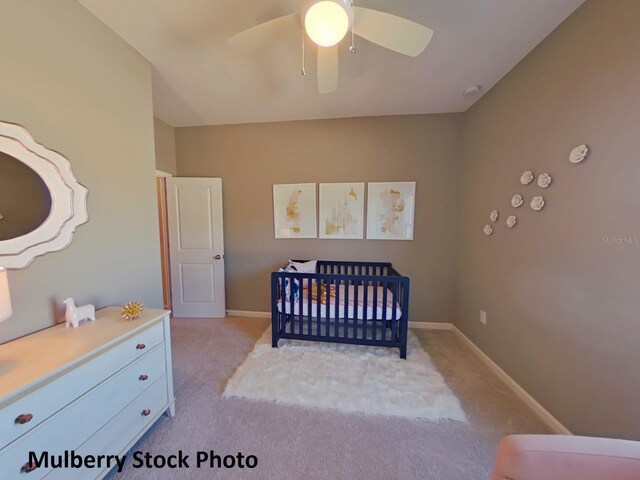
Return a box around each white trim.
[409,321,452,330]
[226,310,270,318]
[156,170,173,178]
[451,325,572,435]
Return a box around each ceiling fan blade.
[229,13,299,53]
[317,45,339,94]
[353,7,433,57]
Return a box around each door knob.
[213,255,223,260]
[21,462,38,473]
[15,413,33,425]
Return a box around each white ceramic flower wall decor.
[520,171,534,185]
[506,215,517,228]
[483,224,494,236]
[511,194,524,208]
[530,195,545,211]
[490,210,499,222]
[537,173,552,188]
[569,144,589,164]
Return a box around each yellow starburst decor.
[121,301,145,320]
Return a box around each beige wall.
[0,0,163,342]
[154,117,177,175]
[176,115,464,323]
[456,0,640,439]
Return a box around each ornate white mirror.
[0,121,88,269]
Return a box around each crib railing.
[271,261,410,358]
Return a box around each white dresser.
[0,308,175,479]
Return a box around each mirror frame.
[0,121,88,269]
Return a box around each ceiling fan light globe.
[305,1,350,47]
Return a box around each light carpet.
[223,327,467,421]
[111,318,550,480]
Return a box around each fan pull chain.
[301,30,306,76]
[350,0,356,53]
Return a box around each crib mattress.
[277,284,403,320]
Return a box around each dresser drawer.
[45,376,169,480]
[0,345,167,480]
[0,320,164,447]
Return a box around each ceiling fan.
[229,0,434,94]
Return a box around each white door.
[166,177,226,317]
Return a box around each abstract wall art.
[273,183,317,238]
[366,182,416,240]
[319,183,365,239]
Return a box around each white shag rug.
[223,328,467,422]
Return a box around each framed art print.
[319,183,365,239]
[366,182,416,240]
[273,183,317,238]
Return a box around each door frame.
[156,170,173,312]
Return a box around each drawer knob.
[142,409,151,417]
[21,462,37,473]
[139,374,149,381]
[15,413,33,425]
[136,343,146,350]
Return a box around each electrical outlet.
[480,310,487,325]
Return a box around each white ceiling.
[78,0,585,127]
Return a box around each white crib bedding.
[277,284,402,320]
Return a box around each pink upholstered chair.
[492,434,640,480]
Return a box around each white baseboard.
[409,321,452,330]
[451,325,571,435]
[226,310,270,318]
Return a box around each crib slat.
[288,274,292,334]
[391,280,398,342]
[382,281,389,342]
[281,274,286,334]
[354,279,360,338]
[316,278,321,336]
[372,280,378,341]
[294,274,298,334]
[335,277,341,337]
[291,274,296,335]
[362,282,369,341]
[298,276,303,335]
[343,279,349,339]
[307,277,312,336]
[324,280,335,337]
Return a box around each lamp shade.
[0,267,12,322]
[305,0,351,47]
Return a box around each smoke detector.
[463,85,483,97]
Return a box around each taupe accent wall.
[176,115,464,323]
[456,0,640,439]
[154,117,177,175]
[0,0,163,343]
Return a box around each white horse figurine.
[63,298,96,328]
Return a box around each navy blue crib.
[271,260,410,358]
